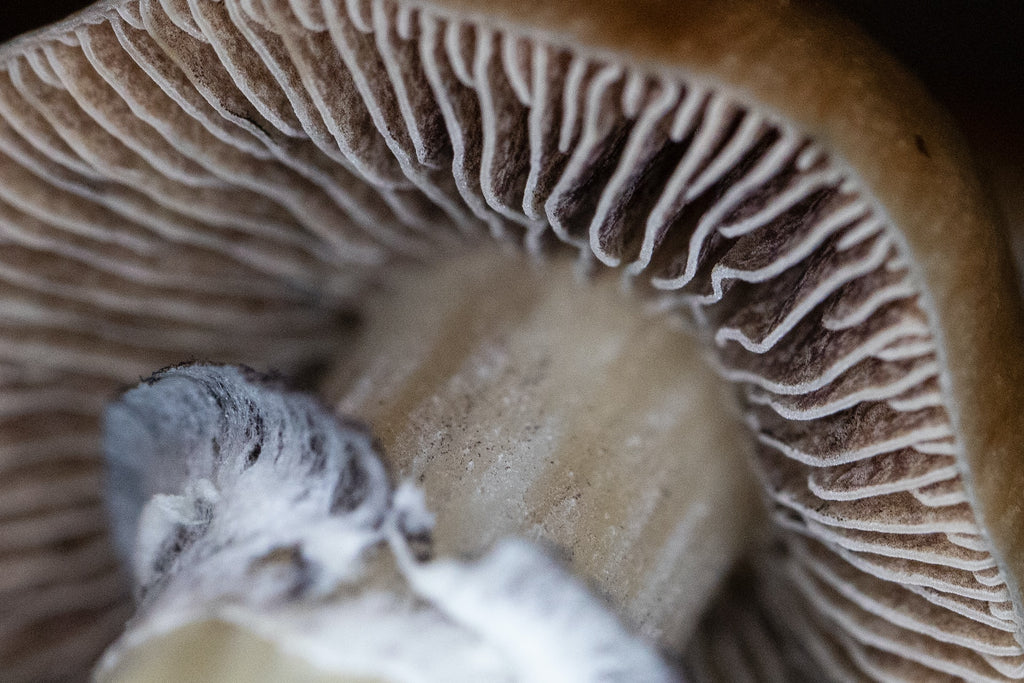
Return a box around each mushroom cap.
[0,0,1022,679]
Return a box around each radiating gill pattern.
[0,0,1020,680]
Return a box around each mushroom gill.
[0,0,1022,680]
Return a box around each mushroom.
[0,0,1022,681]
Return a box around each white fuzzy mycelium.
[96,363,675,682]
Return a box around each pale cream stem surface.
[326,248,762,652]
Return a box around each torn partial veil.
[95,364,676,683]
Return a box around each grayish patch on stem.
[103,363,390,605]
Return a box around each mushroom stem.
[324,248,763,653]
[95,363,678,681]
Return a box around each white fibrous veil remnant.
[96,363,676,683]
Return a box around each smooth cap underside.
[0,0,1022,680]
